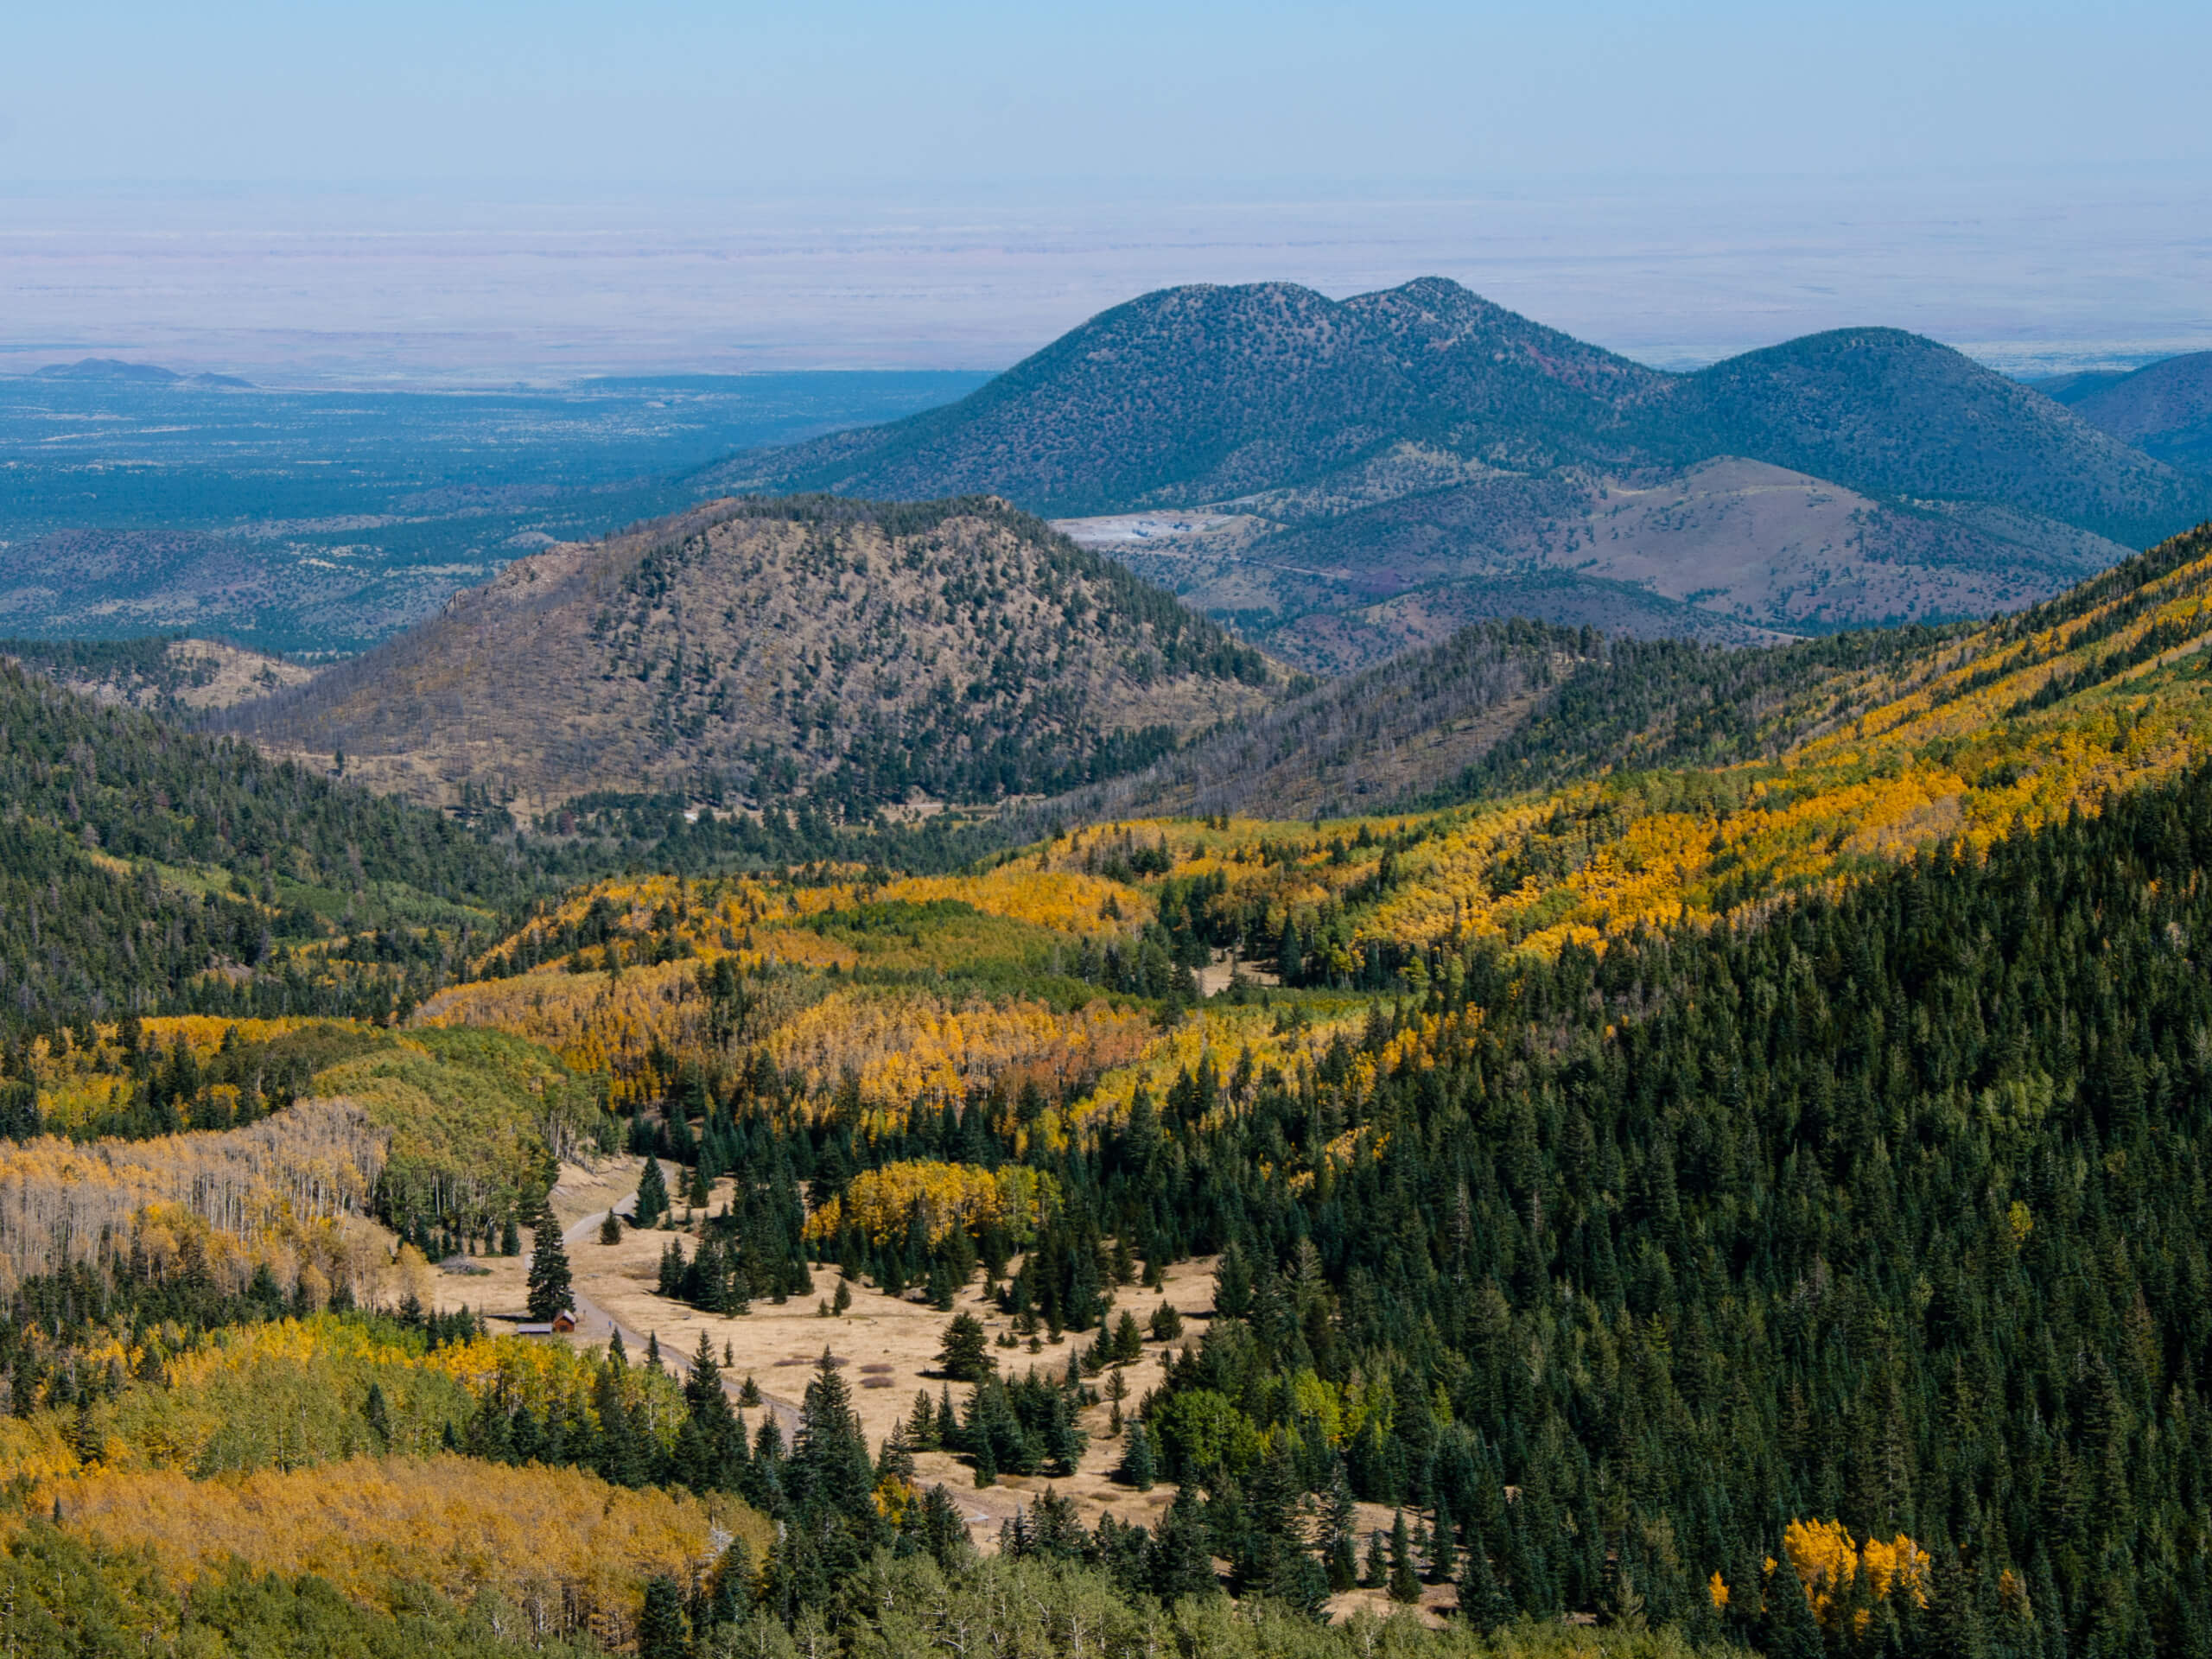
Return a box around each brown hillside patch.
[223,498,1281,814]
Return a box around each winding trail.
[558,1205,804,1438]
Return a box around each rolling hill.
[1675,326,2187,538]
[713,278,2207,668]
[721,278,1664,513]
[0,635,316,714]
[218,495,1285,817]
[2051,350,2212,472]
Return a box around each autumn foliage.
[0,1103,383,1291]
[1774,1518,1930,1630]
[33,1454,762,1645]
[804,1160,1062,1248]
[765,989,1150,1132]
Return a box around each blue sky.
[7,1,2209,185]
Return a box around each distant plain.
[0,370,987,652]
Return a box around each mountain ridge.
[711,279,2206,666]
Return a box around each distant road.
[559,1206,803,1438]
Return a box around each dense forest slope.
[0,658,549,1042]
[219,495,1281,817]
[715,279,2204,664]
[1080,515,2212,823]
[1209,519,2212,972]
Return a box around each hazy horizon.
[4,168,2209,390]
[4,3,2209,388]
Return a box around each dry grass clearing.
[430,1154,1219,1546]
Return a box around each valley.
[7,500,2212,1654]
[26,0,2212,1650]
[9,275,2212,1659]
[1062,454,2128,672]
[0,367,988,654]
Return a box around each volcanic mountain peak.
[712,279,2206,665]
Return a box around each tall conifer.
[526,1219,573,1321]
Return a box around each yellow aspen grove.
[764,989,1150,1131]
[0,1103,384,1289]
[1780,1519,1930,1630]
[27,1455,768,1646]
[804,1160,1062,1248]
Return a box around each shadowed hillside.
[1675,326,2188,543]
[1069,514,2212,824]
[2058,350,2212,471]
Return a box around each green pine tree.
[1110,1309,1145,1363]
[925,1256,957,1311]
[1389,1510,1422,1604]
[906,1389,940,1451]
[526,1219,573,1321]
[918,1483,974,1569]
[638,1573,690,1659]
[793,1350,874,1517]
[1459,1519,1511,1634]
[935,1312,995,1382]
[1430,1497,1457,1583]
[633,1157,670,1228]
[1151,1485,1218,1601]
[707,1538,753,1626]
[362,1381,391,1450]
[1763,1564,1825,1659]
[936,1387,957,1447]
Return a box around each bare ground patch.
[433,1155,1219,1550]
